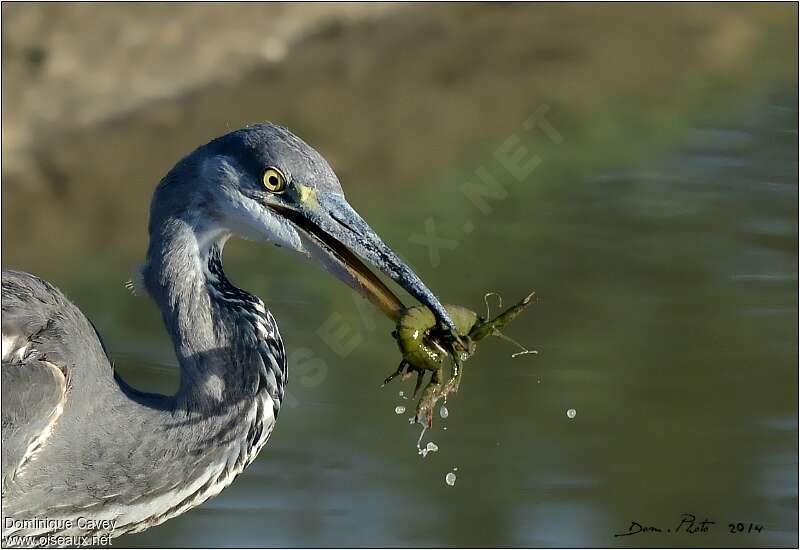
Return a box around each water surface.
[111,89,798,547]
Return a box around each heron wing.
[0,270,101,491]
[1,359,67,490]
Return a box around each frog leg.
[411,368,426,399]
[443,347,465,395]
[414,370,442,428]
[382,360,410,387]
[468,291,535,342]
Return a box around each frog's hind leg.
[442,347,465,396]
[412,368,426,399]
[414,369,442,427]
[469,291,536,342]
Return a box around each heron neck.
[141,219,272,411]
[71,219,284,528]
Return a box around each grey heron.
[1,124,457,545]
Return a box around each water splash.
[415,425,439,457]
[395,405,406,414]
[445,471,457,486]
[567,408,577,419]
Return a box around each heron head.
[152,123,456,333]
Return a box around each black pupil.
[268,175,280,187]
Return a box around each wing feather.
[2,360,67,490]
[1,270,84,491]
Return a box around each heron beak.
[272,193,457,333]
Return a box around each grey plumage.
[1,123,455,545]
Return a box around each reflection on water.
[113,89,797,547]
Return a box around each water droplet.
[415,424,441,457]
[439,405,449,419]
[395,406,406,414]
[445,472,457,486]
[418,439,440,458]
[567,408,577,419]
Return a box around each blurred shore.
[2,3,397,183]
[3,3,794,192]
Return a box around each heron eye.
[262,167,286,193]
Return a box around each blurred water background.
[2,3,797,547]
